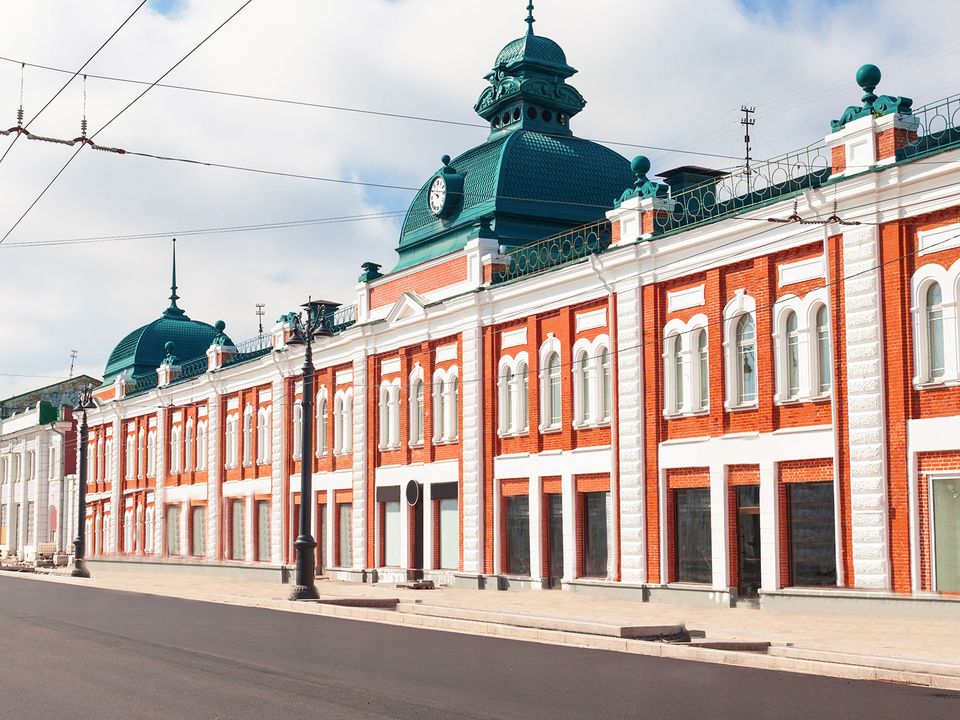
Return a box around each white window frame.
[125,434,135,480]
[539,337,563,432]
[431,366,459,443]
[772,288,831,404]
[663,316,708,417]
[912,261,959,387]
[137,429,145,479]
[333,388,353,456]
[409,366,425,446]
[242,405,254,467]
[723,292,758,410]
[224,415,239,469]
[292,401,303,459]
[570,335,612,428]
[185,419,195,472]
[147,430,157,477]
[316,388,329,457]
[256,408,270,465]
[169,425,181,474]
[196,422,207,471]
[333,394,343,455]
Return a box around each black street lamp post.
[288,299,337,601]
[71,384,95,578]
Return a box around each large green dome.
[392,9,631,271]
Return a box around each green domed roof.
[102,239,231,383]
[396,130,632,270]
[495,33,570,71]
[103,314,225,382]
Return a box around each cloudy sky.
[2,0,960,399]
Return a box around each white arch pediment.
[385,291,428,325]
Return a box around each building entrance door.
[736,486,761,599]
[547,494,564,587]
[932,477,960,592]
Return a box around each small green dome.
[495,33,570,71]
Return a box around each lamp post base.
[70,559,90,578]
[289,583,320,601]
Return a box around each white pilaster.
[270,376,285,564]
[351,351,367,569]
[710,464,729,590]
[759,461,779,592]
[154,407,166,557]
[422,481,434,572]
[561,472,576,581]
[206,396,220,560]
[615,282,646,583]
[528,476,542,583]
[460,323,484,573]
[841,226,891,589]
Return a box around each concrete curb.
[10,572,960,691]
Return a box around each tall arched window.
[736,314,757,404]
[333,395,343,454]
[185,420,195,471]
[517,361,529,432]
[105,439,113,481]
[784,310,800,400]
[499,365,513,433]
[434,378,446,441]
[196,423,207,471]
[409,378,424,445]
[379,386,391,449]
[545,352,562,428]
[225,417,238,468]
[256,409,270,464]
[672,333,684,412]
[137,430,145,479]
[599,347,612,422]
[147,431,157,476]
[292,403,303,459]
[449,376,459,440]
[341,392,353,454]
[242,407,253,465]
[317,392,328,456]
[815,305,832,394]
[575,349,591,425]
[145,507,154,554]
[927,282,945,380]
[125,435,135,480]
[696,329,709,410]
[170,426,181,474]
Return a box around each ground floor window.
[145,508,154,554]
[383,501,400,567]
[438,498,458,570]
[787,482,837,587]
[26,501,35,545]
[231,499,245,561]
[165,505,180,556]
[123,510,133,553]
[316,502,326,572]
[338,503,353,567]
[932,477,960,592]
[0,503,6,545]
[581,492,608,578]
[256,500,270,562]
[191,506,206,557]
[675,488,712,583]
[505,495,530,576]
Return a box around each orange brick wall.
[368,256,469,310]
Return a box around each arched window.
[145,507,154,554]
[736,314,757,404]
[333,395,343,454]
[517,361,529,432]
[123,510,133,553]
[815,305,832,394]
[672,333,684,412]
[784,310,800,400]
[137,430,145,479]
[256,409,270,464]
[317,391,328,456]
[196,423,207,471]
[379,386,391,450]
[125,435,135,480]
[574,349,591,425]
[544,352,562,428]
[292,403,303,459]
[927,282,945,380]
[135,505,143,553]
[696,329,709,410]
[105,439,113,481]
[147,431,157,476]
[498,365,513,433]
[169,426,181,474]
[433,378,446,441]
[409,378,424,445]
[341,391,353,454]
[225,416,238,468]
[599,347,612,422]
[449,376,459,440]
[242,407,253,466]
[185,420,195,471]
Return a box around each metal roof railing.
[492,220,612,284]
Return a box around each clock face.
[428,176,447,216]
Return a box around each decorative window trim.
[722,292,758,410]
[770,288,831,405]
[316,387,329,457]
[911,261,960,387]
[569,334,612,428]
[663,315,709,417]
[432,366,459,443]
[378,378,402,450]
[539,337,563,432]
[256,408,271,465]
[408,365,425,446]
[497,352,530,436]
[242,405,254,467]
[196,422,207,471]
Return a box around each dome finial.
[165,237,186,318]
[525,1,535,35]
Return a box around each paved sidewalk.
[11,567,960,687]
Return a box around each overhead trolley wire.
[0,0,256,247]
[0,1,149,168]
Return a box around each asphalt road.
[0,575,956,719]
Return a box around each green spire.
[164,237,186,318]
[525,2,535,35]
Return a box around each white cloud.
[2,0,960,398]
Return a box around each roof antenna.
[166,237,185,317]
[525,1,535,35]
